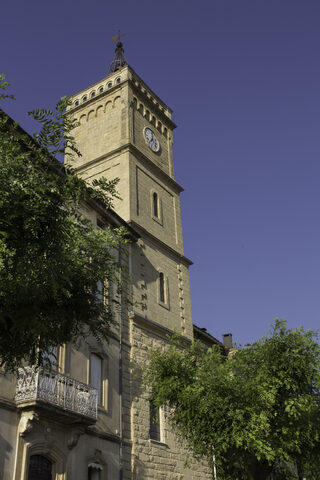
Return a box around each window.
[28,455,52,480]
[75,100,79,106]
[90,353,102,405]
[159,272,165,303]
[83,96,87,102]
[91,92,95,98]
[149,402,161,441]
[153,192,159,218]
[88,463,103,480]
[116,77,121,84]
[99,86,104,93]
[107,82,112,89]
[158,271,169,309]
[96,280,104,303]
[43,346,59,369]
[151,190,162,224]
[97,218,105,229]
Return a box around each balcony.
[15,366,98,424]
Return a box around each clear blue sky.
[2,0,320,345]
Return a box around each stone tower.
[0,44,216,480]
[67,42,193,340]
[65,42,212,479]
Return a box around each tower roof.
[108,41,127,74]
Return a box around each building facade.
[0,43,221,479]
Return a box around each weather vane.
[112,30,125,43]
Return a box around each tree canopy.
[145,321,320,480]
[0,75,130,371]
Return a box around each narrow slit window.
[153,192,159,218]
[159,272,165,303]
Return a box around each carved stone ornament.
[18,410,39,436]
[67,427,85,450]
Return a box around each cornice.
[129,143,184,193]
[0,396,17,411]
[130,311,192,345]
[85,427,132,447]
[128,220,193,267]
[129,79,177,130]
[127,65,172,114]
[75,143,184,194]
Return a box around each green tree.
[0,75,130,371]
[144,321,320,479]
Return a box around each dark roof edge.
[193,324,224,347]
[86,197,140,242]
[0,109,140,242]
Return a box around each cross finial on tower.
[108,30,127,74]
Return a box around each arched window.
[99,86,104,93]
[153,192,159,218]
[116,77,121,84]
[75,100,79,106]
[28,455,52,480]
[83,96,87,102]
[107,82,112,89]
[88,463,103,480]
[91,92,95,98]
[159,272,165,304]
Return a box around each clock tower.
[63,42,213,479]
[67,41,193,338]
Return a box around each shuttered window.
[90,353,102,405]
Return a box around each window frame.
[88,351,108,410]
[27,454,53,480]
[149,402,165,444]
[150,189,163,225]
[157,270,170,310]
[88,463,103,480]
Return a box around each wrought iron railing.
[15,366,98,421]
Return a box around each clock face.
[144,127,160,152]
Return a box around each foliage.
[0,76,130,371]
[144,321,320,480]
